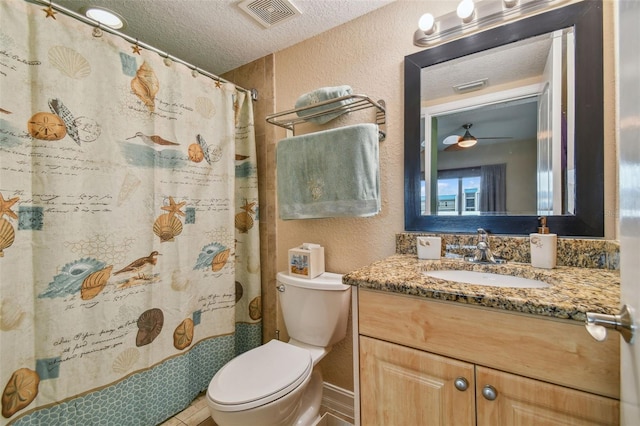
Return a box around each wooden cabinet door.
[476,366,620,426]
[359,336,475,426]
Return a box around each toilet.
[206,271,351,426]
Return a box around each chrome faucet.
[473,228,496,263]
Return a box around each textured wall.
[222,56,279,344]
[273,0,462,391]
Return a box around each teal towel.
[295,85,354,124]
[277,123,381,219]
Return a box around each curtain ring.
[162,52,172,67]
[92,23,103,38]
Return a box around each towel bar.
[266,94,386,141]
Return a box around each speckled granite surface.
[343,254,620,322]
[396,233,620,270]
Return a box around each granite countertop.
[343,254,620,322]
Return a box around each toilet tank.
[277,271,351,347]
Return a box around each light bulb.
[456,0,475,23]
[418,13,435,33]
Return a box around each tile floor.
[159,394,215,426]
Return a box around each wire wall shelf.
[266,94,387,141]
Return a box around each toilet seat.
[207,339,312,412]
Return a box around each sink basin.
[423,270,550,288]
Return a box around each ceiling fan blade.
[444,143,468,151]
[475,136,513,140]
[443,135,461,145]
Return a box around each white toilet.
[206,271,351,426]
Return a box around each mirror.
[404,1,604,236]
[423,29,575,217]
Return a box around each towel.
[277,123,381,220]
[295,85,354,124]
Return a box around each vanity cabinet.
[474,366,619,425]
[358,289,620,425]
[360,335,475,425]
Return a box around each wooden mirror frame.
[404,1,603,236]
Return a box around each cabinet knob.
[454,377,468,391]
[482,385,498,401]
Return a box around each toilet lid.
[208,339,312,411]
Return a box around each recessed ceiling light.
[85,7,125,29]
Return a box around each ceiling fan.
[443,123,512,151]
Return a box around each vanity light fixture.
[84,7,125,29]
[413,0,562,47]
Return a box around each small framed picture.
[289,251,310,277]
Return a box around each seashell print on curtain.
[0,1,261,424]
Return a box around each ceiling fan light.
[458,129,477,147]
[458,138,477,148]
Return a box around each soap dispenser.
[530,216,557,269]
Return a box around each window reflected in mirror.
[433,168,482,216]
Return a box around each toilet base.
[293,368,323,426]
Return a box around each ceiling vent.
[238,0,301,28]
[452,78,489,94]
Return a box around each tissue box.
[417,236,442,260]
[289,243,325,279]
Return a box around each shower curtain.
[0,1,261,424]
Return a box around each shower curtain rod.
[26,0,257,100]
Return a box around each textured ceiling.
[423,32,556,149]
[52,0,396,76]
[423,32,552,101]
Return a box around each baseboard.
[321,382,354,424]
